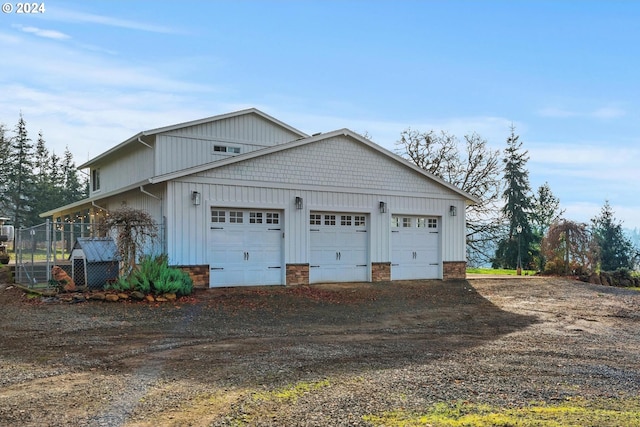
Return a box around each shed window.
[213,145,241,154]
[92,168,100,191]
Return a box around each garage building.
[42,109,478,287]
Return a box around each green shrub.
[105,275,134,292]
[123,254,193,296]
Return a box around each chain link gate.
[15,219,165,289]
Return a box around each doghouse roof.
[72,237,120,262]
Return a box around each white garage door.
[208,208,283,287]
[309,212,369,283]
[391,215,440,280]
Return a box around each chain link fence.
[15,219,165,290]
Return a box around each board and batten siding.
[163,134,469,270]
[155,114,303,176]
[90,142,155,196]
[165,180,466,273]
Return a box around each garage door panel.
[208,209,283,287]
[309,212,369,283]
[391,215,441,280]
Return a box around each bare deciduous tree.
[541,220,596,275]
[96,207,158,275]
[397,129,502,266]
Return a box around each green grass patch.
[363,397,640,426]
[466,267,536,276]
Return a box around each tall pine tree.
[591,201,635,271]
[61,146,87,205]
[0,115,88,227]
[6,113,35,228]
[0,124,10,217]
[492,126,535,269]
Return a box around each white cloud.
[47,9,182,34]
[13,25,71,40]
[537,106,578,118]
[591,106,626,119]
[537,105,626,120]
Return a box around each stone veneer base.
[286,263,309,286]
[443,261,467,280]
[371,262,391,282]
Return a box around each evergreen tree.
[31,131,57,222]
[0,114,87,227]
[591,201,635,271]
[531,182,564,270]
[492,126,535,269]
[61,146,87,205]
[6,113,35,228]
[0,124,10,216]
[531,182,563,236]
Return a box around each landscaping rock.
[105,294,120,302]
[131,291,146,300]
[88,292,106,301]
[145,294,155,302]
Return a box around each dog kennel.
[71,237,120,289]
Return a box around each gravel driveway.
[0,276,639,426]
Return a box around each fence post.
[46,219,51,283]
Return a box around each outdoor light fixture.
[449,205,457,216]
[295,196,303,210]
[379,201,387,214]
[191,191,201,206]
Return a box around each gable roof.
[78,108,309,169]
[149,128,480,204]
[71,237,121,262]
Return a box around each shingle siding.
[200,135,449,196]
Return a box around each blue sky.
[1,1,639,229]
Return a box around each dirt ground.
[0,274,639,426]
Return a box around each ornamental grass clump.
[113,254,193,296]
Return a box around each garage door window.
[266,212,280,224]
[355,215,366,226]
[211,210,226,223]
[428,218,438,228]
[341,215,352,226]
[324,215,336,226]
[249,212,262,223]
[402,217,412,228]
[310,214,322,225]
[229,211,243,223]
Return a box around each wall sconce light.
[295,196,303,210]
[191,191,201,206]
[379,201,387,214]
[449,205,457,216]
